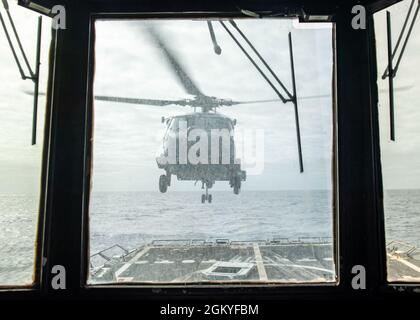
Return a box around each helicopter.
[95,26,272,203]
[93,22,308,203]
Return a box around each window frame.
[85,14,339,288]
[373,0,420,286]
[1,0,419,300]
[0,9,55,291]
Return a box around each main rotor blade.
[94,95,188,107]
[230,98,283,105]
[296,85,414,100]
[147,26,204,97]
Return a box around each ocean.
[0,190,419,285]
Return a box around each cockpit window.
[0,3,50,286]
[187,117,233,130]
[374,0,420,282]
[89,18,336,284]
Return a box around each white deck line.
[115,246,150,279]
[388,253,420,274]
[253,243,268,281]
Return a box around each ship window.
[0,2,50,286]
[89,18,336,284]
[374,0,420,282]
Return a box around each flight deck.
[90,238,420,284]
[90,238,335,283]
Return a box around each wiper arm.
[382,1,419,141]
[382,0,419,80]
[207,21,222,55]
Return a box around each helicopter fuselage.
[156,112,246,200]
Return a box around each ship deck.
[90,238,335,283]
[90,239,420,284]
[386,240,420,282]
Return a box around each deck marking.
[182,260,195,264]
[115,246,150,279]
[388,253,420,274]
[253,243,268,281]
[155,260,174,264]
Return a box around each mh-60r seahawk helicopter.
[94,21,306,203]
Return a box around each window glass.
[0,3,50,285]
[374,0,420,282]
[89,19,336,284]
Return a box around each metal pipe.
[5,6,35,78]
[382,0,415,79]
[207,21,221,55]
[393,2,419,75]
[289,32,304,173]
[0,10,26,79]
[32,16,42,145]
[386,11,395,141]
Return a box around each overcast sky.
[92,18,333,191]
[0,0,418,194]
[0,1,50,194]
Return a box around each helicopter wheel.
[159,175,168,193]
[201,182,213,203]
[233,176,241,195]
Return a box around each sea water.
[0,190,419,284]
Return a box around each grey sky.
[1,1,418,194]
[0,2,50,194]
[92,19,333,191]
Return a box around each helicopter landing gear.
[233,175,241,195]
[159,174,171,193]
[201,181,213,203]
